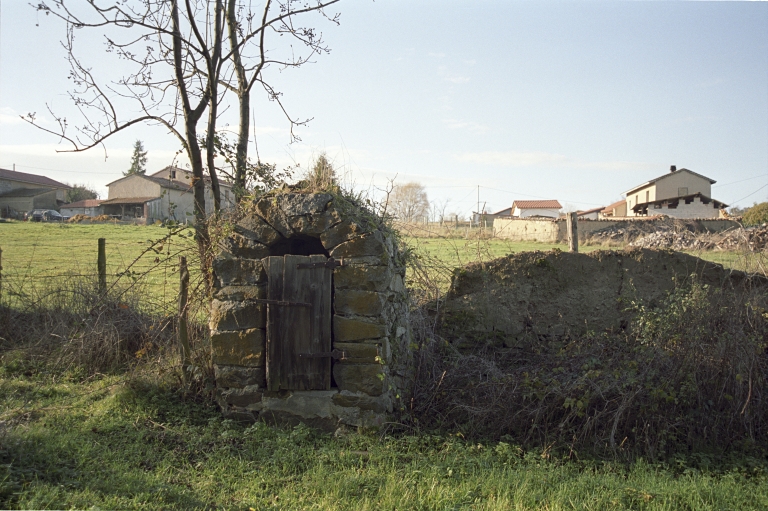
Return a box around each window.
[678,187,688,196]
[170,169,176,179]
[645,190,649,203]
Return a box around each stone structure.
[210,192,411,429]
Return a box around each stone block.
[210,300,266,330]
[213,256,266,286]
[330,231,388,259]
[217,386,264,408]
[219,233,270,260]
[254,197,293,237]
[213,285,265,302]
[211,328,265,366]
[214,365,266,388]
[389,274,405,294]
[334,316,388,342]
[333,342,381,364]
[279,193,332,216]
[288,208,342,235]
[334,289,386,317]
[334,265,393,292]
[320,220,373,250]
[236,215,283,246]
[333,364,385,396]
[332,391,390,413]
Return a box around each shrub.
[743,202,768,226]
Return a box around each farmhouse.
[576,206,604,220]
[624,166,727,219]
[103,166,235,223]
[0,167,71,217]
[61,199,104,217]
[600,199,627,218]
[511,199,562,219]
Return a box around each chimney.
[670,165,677,173]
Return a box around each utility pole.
[477,185,480,227]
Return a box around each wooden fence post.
[97,238,107,292]
[0,246,3,302]
[178,255,191,384]
[567,212,578,253]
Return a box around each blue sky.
[1,1,766,218]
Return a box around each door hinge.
[298,349,347,360]
[296,257,344,270]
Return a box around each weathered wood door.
[264,254,332,391]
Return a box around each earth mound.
[441,248,765,347]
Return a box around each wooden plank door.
[265,254,332,391]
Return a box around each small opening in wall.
[269,234,330,257]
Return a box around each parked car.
[27,209,45,222]
[43,210,66,222]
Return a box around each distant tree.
[389,182,429,222]
[729,205,751,217]
[742,202,768,226]
[124,140,148,176]
[66,183,99,203]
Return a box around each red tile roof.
[512,200,562,209]
[64,199,103,208]
[601,199,626,213]
[0,168,71,189]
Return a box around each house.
[471,206,512,227]
[61,199,104,217]
[511,200,562,219]
[623,166,727,219]
[102,166,235,222]
[576,206,604,220]
[0,167,71,217]
[600,199,627,218]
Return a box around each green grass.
[2,367,767,510]
[0,221,197,307]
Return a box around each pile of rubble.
[630,224,768,252]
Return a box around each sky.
[1,1,767,219]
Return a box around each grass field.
[2,368,767,510]
[3,221,768,509]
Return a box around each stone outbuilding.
[209,191,411,429]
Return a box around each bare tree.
[389,182,430,223]
[224,0,340,200]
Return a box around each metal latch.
[249,298,311,307]
[298,349,347,360]
[296,257,344,270]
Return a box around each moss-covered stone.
[333,342,381,363]
[334,264,392,292]
[211,329,265,366]
[214,365,267,388]
[330,231,388,259]
[210,300,266,331]
[212,256,266,287]
[333,364,385,396]
[334,289,386,317]
[334,316,387,342]
[236,215,283,246]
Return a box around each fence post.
[567,212,579,253]
[0,246,3,302]
[178,255,191,384]
[97,238,107,292]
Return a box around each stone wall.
[210,192,411,430]
[494,217,741,243]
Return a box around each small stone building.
[210,191,411,429]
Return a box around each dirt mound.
[441,248,765,347]
[630,224,768,252]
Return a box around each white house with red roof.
[511,199,562,219]
[623,166,727,219]
[61,199,104,218]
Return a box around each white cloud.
[0,107,31,126]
